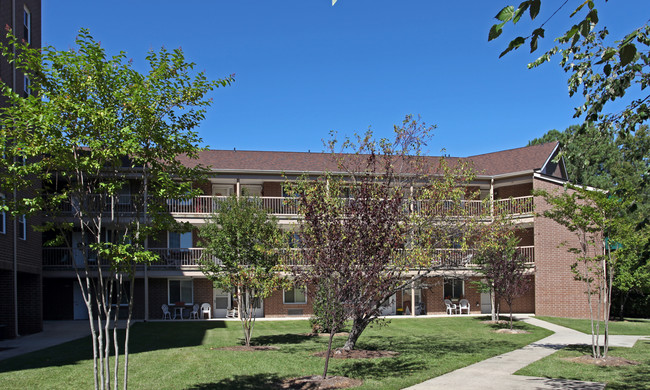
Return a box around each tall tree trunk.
[343,317,369,351]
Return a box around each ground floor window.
[168,279,193,304]
[284,286,307,304]
[444,278,464,300]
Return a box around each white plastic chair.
[444,299,457,315]
[226,308,238,318]
[161,304,171,320]
[201,303,212,319]
[189,304,200,319]
[458,299,470,315]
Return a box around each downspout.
[12,0,20,338]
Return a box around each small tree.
[0,29,232,390]
[474,221,531,329]
[293,116,480,351]
[535,185,622,358]
[199,194,286,347]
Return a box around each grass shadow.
[188,373,283,390]
[0,321,227,374]
[251,333,315,346]
[333,357,426,380]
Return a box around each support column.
[411,286,416,316]
[489,178,495,220]
[236,179,241,198]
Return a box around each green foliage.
[0,28,232,389]
[490,1,649,136]
[199,193,287,346]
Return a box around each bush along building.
[36,141,600,325]
[0,0,42,339]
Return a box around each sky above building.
[43,1,647,157]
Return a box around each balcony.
[43,245,534,270]
[58,195,535,220]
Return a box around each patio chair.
[458,299,470,315]
[444,299,457,315]
[161,304,171,320]
[201,303,212,319]
[226,307,238,318]
[189,303,200,319]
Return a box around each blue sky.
[43,1,647,157]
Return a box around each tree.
[199,193,286,347]
[474,220,531,329]
[529,125,650,317]
[489,1,649,137]
[0,29,232,390]
[292,115,480,352]
[535,185,623,359]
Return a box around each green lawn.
[0,317,551,389]
[535,316,650,335]
[518,316,650,389]
[517,341,650,389]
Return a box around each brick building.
[0,0,42,339]
[38,141,596,325]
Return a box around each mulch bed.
[564,355,640,366]
[300,332,350,337]
[278,375,363,389]
[213,345,279,351]
[494,329,530,334]
[313,348,399,359]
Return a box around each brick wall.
[265,286,314,317]
[533,178,595,319]
[0,270,15,338]
[495,183,533,199]
[17,272,42,334]
[147,277,213,319]
[262,182,282,197]
[515,228,534,246]
[421,276,534,315]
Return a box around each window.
[168,231,192,249]
[0,194,5,234]
[444,279,464,300]
[284,286,307,304]
[18,214,26,240]
[23,6,31,44]
[23,75,30,97]
[168,279,193,304]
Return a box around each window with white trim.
[443,279,464,300]
[168,279,193,305]
[0,194,5,234]
[283,286,307,304]
[18,214,26,240]
[23,6,31,45]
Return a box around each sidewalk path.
[405,316,648,390]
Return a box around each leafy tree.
[199,193,286,347]
[489,1,649,136]
[529,125,650,317]
[535,185,624,358]
[528,125,619,189]
[292,116,480,351]
[0,29,232,390]
[474,221,531,329]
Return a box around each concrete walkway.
[405,316,649,390]
[0,320,135,362]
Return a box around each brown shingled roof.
[177,142,559,177]
[465,141,559,176]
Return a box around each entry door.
[71,232,96,266]
[481,292,492,314]
[73,283,89,320]
[213,288,230,318]
[380,294,396,315]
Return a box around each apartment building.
[39,141,594,324]
[0,0,42,339]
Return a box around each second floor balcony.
[43,245,535,270]
[57,194,535,219]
